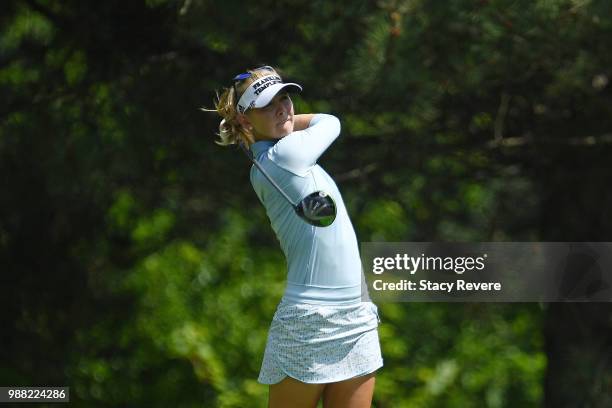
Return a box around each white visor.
[236,74,302,114]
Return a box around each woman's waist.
[282,281,368,305]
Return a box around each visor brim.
[252,83,302,109]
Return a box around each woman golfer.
[212,65,383,407]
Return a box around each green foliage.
[2,0,611,406]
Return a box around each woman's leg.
[268,376,326,408]
[321,373,376,408]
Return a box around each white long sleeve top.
[249,114,366,305]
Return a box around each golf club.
[239,142,336,227]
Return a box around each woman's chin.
[278,122,294,136]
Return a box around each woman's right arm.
[269,113,341,176]
[293,114,315,131]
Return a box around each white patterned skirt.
[257,299,383,384]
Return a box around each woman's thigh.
[322,373,376,408]
[268,376,326,408]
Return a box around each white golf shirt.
[249,114,366,305]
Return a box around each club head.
[295,191,337,227]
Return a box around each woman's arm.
[293,114,316,131]
[269,114,341,176]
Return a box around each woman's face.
[245,92,294,141]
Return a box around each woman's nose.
[275,101,286,116]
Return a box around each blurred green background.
[1,0,611,406]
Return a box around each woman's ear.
[236,113,252,131]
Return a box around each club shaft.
[240,143,298,207]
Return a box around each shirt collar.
[250,140,276,157]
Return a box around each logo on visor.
[253,76,282,96]
[237,75,283,113]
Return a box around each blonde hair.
[205,66,281,146]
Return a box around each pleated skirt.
[257,299,383,384]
